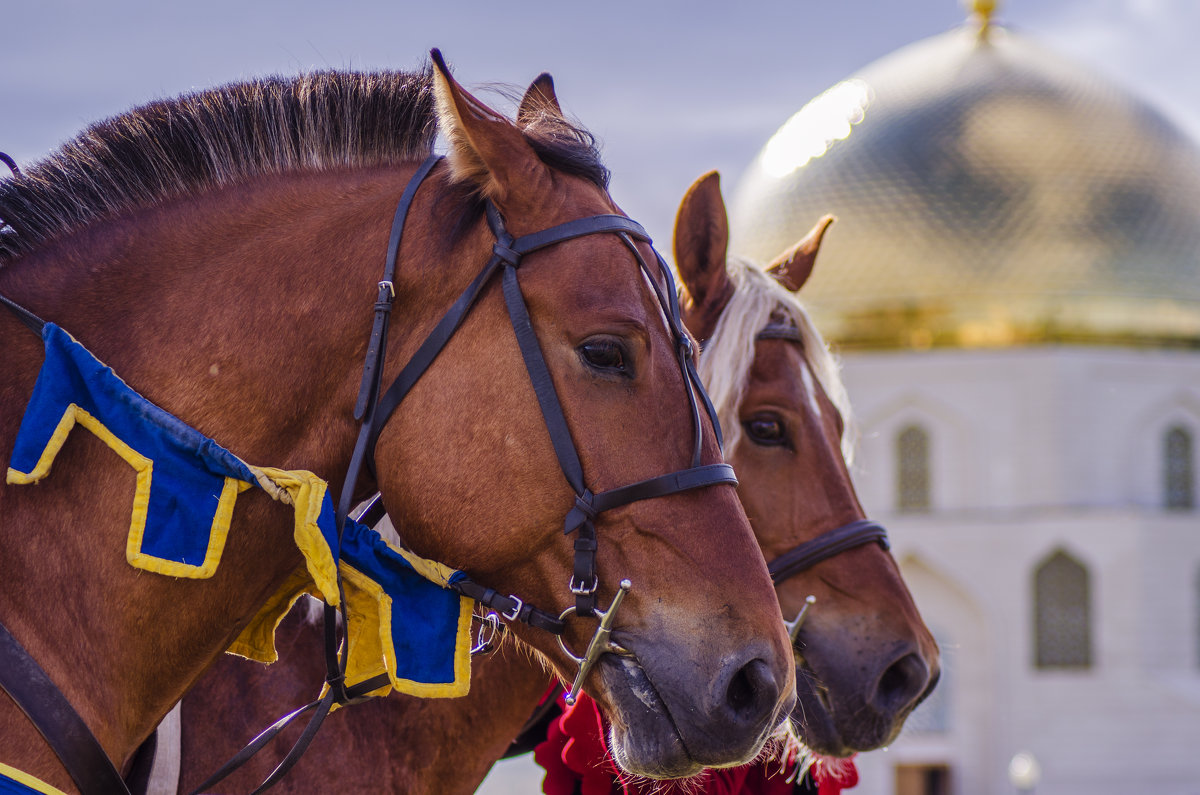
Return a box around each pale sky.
[4,0,1199,248]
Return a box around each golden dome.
[729,21,1200,350]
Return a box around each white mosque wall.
[840,346,1200,513]
[836,346,1200,795]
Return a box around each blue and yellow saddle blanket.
[6,322,471,700]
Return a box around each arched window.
[1034,550,1092,669]
[896,424,931,512]
[1164,425,1194,510]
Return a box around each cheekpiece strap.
[354,153,442,422]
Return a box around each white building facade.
[843,348,1200,794]
[730,5,1200,793]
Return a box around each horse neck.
[0,164,436,772]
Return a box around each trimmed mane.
[697,257,856,462]
[0,70,436,263]
[0,67,608,264]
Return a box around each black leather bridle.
[499,316,895,759]
[197,154,740,792]
[768,518,890,586]
[0,153,739,794]
[345,155,736,627]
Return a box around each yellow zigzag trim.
[339,561,473,699]
[229,557,473,699]
[5,404,247,579]
[0,762,69,795]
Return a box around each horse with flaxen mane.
[167,167,938,793]
[0,55,796,793]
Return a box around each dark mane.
[0,68,608,264]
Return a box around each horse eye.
[579,339,629,374]
[744,414,787,446]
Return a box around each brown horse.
[0,58,796,792]
[168,170,938,793]
[677,173,938,760]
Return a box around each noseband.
[767,519,890,586]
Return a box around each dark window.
[895,764,952,795]
[1034,550,1092,669]
[1164,425,1194,510]
[897,424,931,512]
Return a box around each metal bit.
[784,595,817,645]
[559,579,633,706]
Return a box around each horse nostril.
[916,668,942,708]
[872,652,931,715]
[723,657,778,723]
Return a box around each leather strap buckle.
[569,575,598,596]
[499,595,525,622]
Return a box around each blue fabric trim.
[9,324,255,570]
[339,515,466,687]
[7,323,469,694]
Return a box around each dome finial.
[965,0,998,40]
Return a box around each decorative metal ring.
[556,605,585,663]
[471,611,503,656]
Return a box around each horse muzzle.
[790,630,938,756]
[599,634,794,778]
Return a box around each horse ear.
[517,73,564,126]
[766,215,835,293]
[674,171,733,315]
[430,49,551,207]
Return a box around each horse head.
[674,171,940,757]
[367,61,795,777]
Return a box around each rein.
[0,153,736,793]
